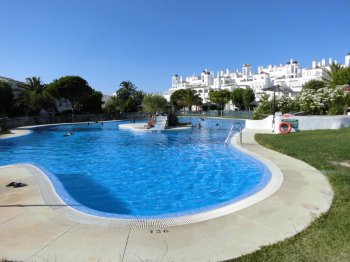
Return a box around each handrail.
[224,122,243,146]
[224,125,234,145]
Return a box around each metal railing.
[176,110,253,119]
[0,112,149,129]
[0,111,251,130]
[224,122,243,146]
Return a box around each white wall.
[245,115,274,130]
[274,115,350,133]
[245,115,350,133]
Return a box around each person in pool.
[64,131,73,136]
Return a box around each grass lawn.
[232,128,350,261]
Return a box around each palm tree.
[19,77,55,115]
[114,81,144,113]
[170,89,187,111]
[179,89,202,112]
[119,81,136,93]
[22,77,46,93]
[322,63,343,87]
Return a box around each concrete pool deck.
[0,128,333,261]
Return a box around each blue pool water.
[0,117,271,218]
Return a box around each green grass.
[231,128,350,262]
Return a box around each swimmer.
[64,131,73,136]
[216,123,219,126]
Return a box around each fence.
[176,110,254,119]
[0,113,149,129]
[0,111,252,130]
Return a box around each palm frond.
[322,63,343,87]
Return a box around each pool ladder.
[224,122,243,146]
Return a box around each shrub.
[0,125,10,135]
[253,95,273,119]
[302,79,325,91]
[328,104,344,115]
[251,85,350,118]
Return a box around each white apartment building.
[164,53,350,109]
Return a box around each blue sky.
[1,0,349,95]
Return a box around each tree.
[134,90,146,111]
[302,79,325,91]
[243,88,255,110]
[21,77,46,94]
[47,76,93,116]
[179,89,202,111]
[208,89,231,109]
[19,77,55,116]
[170,89,187,110]
[82,90,103,113]
[104,96,119,115]
[114,81,145,113]
[120,81,136,93]
[332,67,350,87]
[142,94,167,113]
[0,81,14,116]
[322,63,343,87]
[169,89,202,112]
[231,88,245,110]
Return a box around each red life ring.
[279,122,292,134]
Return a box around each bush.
[0,125,10,135]
[328,104,344,115]
[253,86,348,118]
[302,79,325,91]
[253,95,273,119]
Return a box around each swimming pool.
[0,117,271,219]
